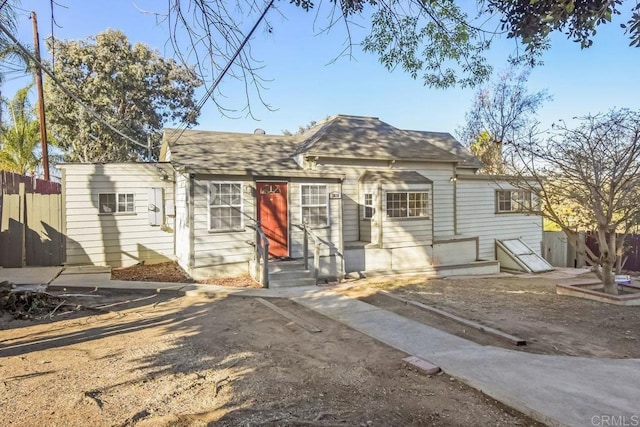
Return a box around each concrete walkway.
[0,266,63,285]
[4,267,638,426]
[290,289,640,427]
[46,266,317,298]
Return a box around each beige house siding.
[174,172,190,270]
[191,176,255,275]
[61,163,175,267]
[288,180,342,259]
[380,182,433,249]
[382,219,433,249]
[313,158,451,243]
[188,176,343,278]
[456,178,543,260]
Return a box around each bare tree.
[3,1,639,121]
[458,68,551,174]
[163,0,276,120]
[511,109,640,295]
[148,1,638,118]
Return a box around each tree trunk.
[601,260,618,295]
[596,228,619,295]
[601,232,619,295]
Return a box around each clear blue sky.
[4,0,639,137]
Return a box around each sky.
[3,0,639,138]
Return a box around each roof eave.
[303,153,461,163]
[183,166,344,180]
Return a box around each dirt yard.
[0,291,540,426]
[111,261,260,288]
[339,270,640,358]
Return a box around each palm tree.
[0,85,40,175]
[0,0,18,47]
[0,1,31,126]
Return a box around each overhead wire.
[0,0,275,154]
[0,18,149,150]
[168,0,274,145]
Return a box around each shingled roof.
[161,128,302,175]
[296,115,464,163]
[403,129,483,169]
[161,115,481,174]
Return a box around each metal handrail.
[296,223,336,279]
[254,224,270,287]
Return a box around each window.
[99,193,134,214]
[301,184,328,227]
[209,182,243,231]
[496,190,532,213]
[362,193,374,219]
[386,192,429,218]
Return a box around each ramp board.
[496,238,554,273]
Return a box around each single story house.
[58,115,544,285]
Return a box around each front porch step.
[269,277,318,288]
[269,269,312,281]
[265,259,317,288]
[267,259,307,273]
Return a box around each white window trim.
[362,192,374,220]
[98,192,135,215]
[496,190,532,214]
[300,184,330,227]
[384,191,430,219]
[208,181,244,232]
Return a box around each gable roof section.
[162,128,302,175]
[162,115,482,174]
[403,129,483,169]
[359,170,433,184]
[296,115,464,163]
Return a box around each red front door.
[257,182,288,258]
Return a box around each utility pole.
[31,11,50,181]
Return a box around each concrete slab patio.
[0,266,63,285]
[46,266,316,298]
[29,267,640,427]
[49,266,192,294]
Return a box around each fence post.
[19,182,26,267]
[577,232,586,268]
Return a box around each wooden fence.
[0,171,64,268]
[544,230,640,272]
[585,232,640,272]
[542,231,586,268]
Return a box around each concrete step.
[264,258,317,288]
[267,259,308,273]
[269,269,313,281]
[269,277,317,288]
[356,260,500,279]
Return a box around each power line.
[0,19,149,151]
[168,0,274,144]
[1,0,275,154]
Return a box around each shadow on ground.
[0,292,539,427]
